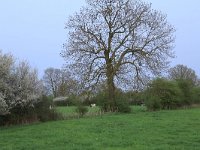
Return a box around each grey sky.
[0,0,200,77]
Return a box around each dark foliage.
[35,95,63,122]
[0,95,63,126]
[125,91,144,105]
[95,90,131,113]
[144,78,183,110]
[191,87,200,104]
[176,79,193,105]
[75,105,88,117]
[1,104,38,126]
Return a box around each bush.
[95,90,131,113]
[115,92,131,113]
[0,101,39,126]
[0,93,9,115]
[176,79,193,105]
[8,105,37,124]
[116,99,131,113]
[75,105,88,117]
[0,95,64,126]
[144,95,161,111]
[0,115,10,126]
[144,78,183,110]
[191,87,200,104]
[125,91,144,105]
[35,95,62,122]
[95,91,107,111]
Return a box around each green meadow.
[1,106,200,150]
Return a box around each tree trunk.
[107,74,116,111]
[106,60,116,112]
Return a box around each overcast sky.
[0,0,200,77]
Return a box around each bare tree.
[43,68,62,97]
[62,0,175,111]
[168,64,198,86]
[43,68,80,97]
[58,77,80,96]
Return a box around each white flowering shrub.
[13,62,41,106]
[0,51,44,125]
[0,93,9,115]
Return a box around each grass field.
[1,106,200,150]
[56,106,101,118]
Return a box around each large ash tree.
[62,0,175,111]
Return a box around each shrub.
[145,78,183,110]
[95,91,108,111]
[35,95,62,122]
[8,104,37,124]
[0,115,10,126]
[0,93,9,115]
[75,105,88,117]
[144,95,161,111]
[0,101,39,126]
[125,91,144,105]
[116,99,131,113]
[0,95,61,126]
[176,79,193,105]
[115,92,131,113]
[95,90,131,113]
[191,87,200,104]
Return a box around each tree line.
[42,64,200,111]
[0,52,200,125]
[144,65,200,110]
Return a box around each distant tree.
[43,68,80,97]
[57,77,80,96]
[43,68,63,97]
[62,0,175,111]
[168,64,198,86]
